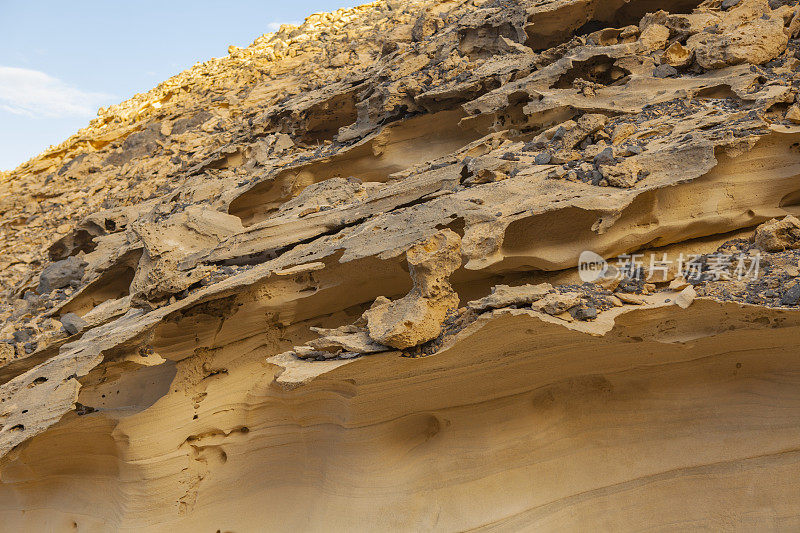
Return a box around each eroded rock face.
[687,0,790,68]
[2,0,800,530]
[364,229,462,349]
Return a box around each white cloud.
[266,21,301,31]
[0,66,115,118]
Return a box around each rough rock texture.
[755,214,800,250]
[687,0,790,68]
[1,0,800,530]
[468,282,553,310]
[364,229,462,348]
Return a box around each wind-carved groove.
[216,184,452,268]
[779,189,800,211]
[228,109,481,226]
[694,84,738,100]
[59,248,142,317]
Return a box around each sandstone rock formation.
[1,0,800,530]
[364,229,462,348]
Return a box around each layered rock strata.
[2,0,800,530]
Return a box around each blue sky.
[0,0,363,171]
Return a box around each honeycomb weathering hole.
[550,55,631,89]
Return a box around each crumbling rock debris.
[532,291,582,315]
[787,104,800,123]
[59,313,87,336]
[675,285,698,309]
[755,215,800,251]
[37,256,87,294]
[782,283,800,305]
[640,24,671,51]
[288,325,390,361]
[653,64,679,78]
[599,158,646,188]
[130,206,243,304]
[616,292,646,305]
[570,304,598,320]
[562,114,608,150]
[0,342,14,364]
[663,42,694,68]
[2,0,800,529]
[670,276,691,291]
